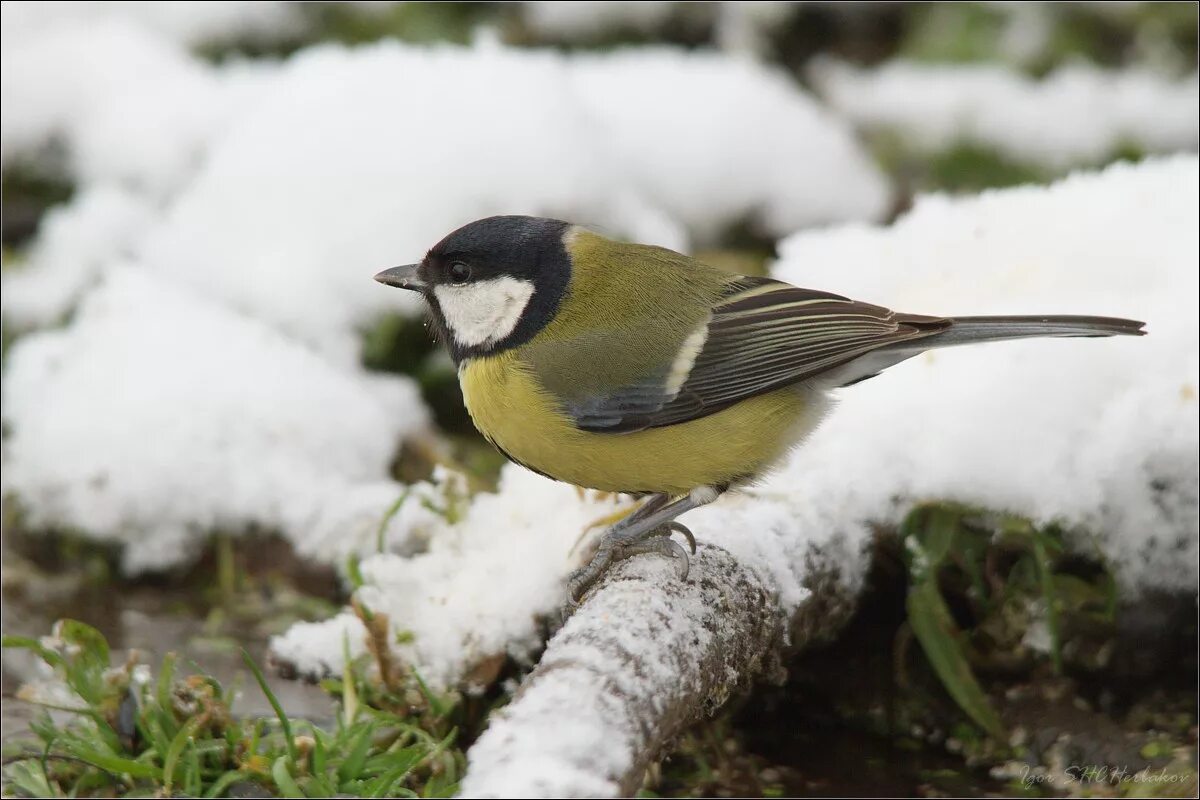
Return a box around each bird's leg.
[565,486,720,608]
[618,492,672,525]
[570,493,671,555]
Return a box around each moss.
[869,132,1165,202]
[1,159,74,248]
[925,143,1049,192]
[896,3,1197,77]
[870,133,1050,197]
[195,2,504,63]
[360,312,436,375]
[300,1,499,48]
[899,4,1012,66]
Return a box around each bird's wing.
[547,277,951,433]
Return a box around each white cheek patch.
[434,276,536,348]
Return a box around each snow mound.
[4,32,886,356]
[568,48,889,241]
[0,16,250,195]
[0,1,303,48]
[273,468,625,687]
[1,267,429,573]
[760,155,1198,593]
[2,186,157,328]
[128,41,886,357]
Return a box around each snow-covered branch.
[459,543,855,797]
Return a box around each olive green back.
[520,228,732,405]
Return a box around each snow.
[270,611,371,681]
[1,267,429,573]
[814,60,1200,168]
[0,16,249,195]
[273,468,627,687]
[2,186,157,328]
[274,461,863,691]
[460,661,628,797]
[456,541,800,798]
[5,2,1194,701]
[128,41,688,359]
[0,2,303,48]
[129,41,884,356]
[2,12,889,577]
[3,32,885,356]
[567,49,889,241]
[762,155,1198,593]
[273,156,1197,692]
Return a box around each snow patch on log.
[458,544,856,798]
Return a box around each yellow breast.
[459,351,823,495]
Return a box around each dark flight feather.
[569,277,1144,434]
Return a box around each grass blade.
[337,722,376,787]
[1030,532,1064,675]
[1,635,67,669]
[203,770,245,799]
[272,755,306,798]
[156,652,178,716]
[367,748,424,798]
[241,649,298,765]
[907,579,1006,740]
[377,487,412,552]
[162,715,204,794]
[410,668,444,719]
[342,634,359,728]
[59,739,161,780]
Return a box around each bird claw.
[565,547,613,612]
[563,526,694,613]
[562,491,715,613]
[659,520,696,554]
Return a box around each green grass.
[897,2,1197,76]
[1,619,465,798]
[898,502,1122,746]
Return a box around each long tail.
[827,314,1145,387]
[922,314,1146,348]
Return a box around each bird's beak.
[374,263,426,292]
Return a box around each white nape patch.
[665,319,711,396]
[434,277,536,348]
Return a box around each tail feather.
[825,314,1145,388]
[921,314,1146,348]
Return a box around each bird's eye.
[448,262,472,284]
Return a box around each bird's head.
[375,215,572,362]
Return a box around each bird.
[374,215,1145,606]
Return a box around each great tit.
[375,215,1145,604]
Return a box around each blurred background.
[1,2,1197,798]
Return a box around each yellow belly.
[459,350,824,495]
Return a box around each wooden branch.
[459,541,858,797]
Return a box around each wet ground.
[656,536,1199,798]
[3,529,1196,798]
[1,534,340,743]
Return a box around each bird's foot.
[564,520,697,611]
[569,499,652,556]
